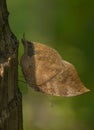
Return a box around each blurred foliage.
[7,0,94,130]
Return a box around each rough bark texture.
[0,0,23,130]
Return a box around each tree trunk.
[0,0,23,130]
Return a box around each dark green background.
[8,0,94,130]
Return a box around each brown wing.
[20,42,65,86]
[31,42,65,85]
[37,60,90,97]
[20,39,90,97]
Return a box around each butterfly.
[20,35,90,97]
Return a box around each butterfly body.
[20,36,89,97]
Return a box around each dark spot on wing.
[27,41,35,56]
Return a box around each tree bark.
[0,0,23,130]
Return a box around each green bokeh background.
[7,0,94,130]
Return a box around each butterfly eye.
[57,75,63,81]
